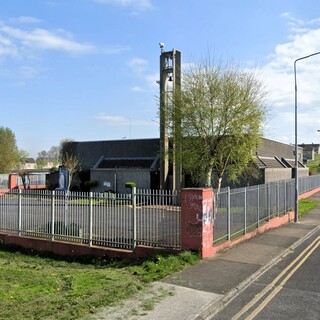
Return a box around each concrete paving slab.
[249,233,299,248]
[269,225,314,238]
[276,222,314,229]
[85,282,221,320]
[216,242,285,265]
[163,259,260,294]
[140,283,222,320]
[300,212,320,225]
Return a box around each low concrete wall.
[0,234,179,260]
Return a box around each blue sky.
[2,0,320,157]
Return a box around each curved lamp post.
[294,51,320,222]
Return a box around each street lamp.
[294,51,320,222]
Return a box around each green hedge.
[125,182,136,189]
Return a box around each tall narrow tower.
[159,45,181,190]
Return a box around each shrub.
[125,182,136,189]
[84,180,99,188]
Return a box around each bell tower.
[159,44,181,190]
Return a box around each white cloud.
[0,34,18,58]
[263,26,320,109]
[281,12,320,31]
[0,19,130,60]
[103,44,130,54]
[128,58,160,92]
[146,72,160,89]
[92,0,153,12]
[96,113,129,125]
[19,65,42,79]
[260,14,320,144]
[128,57,148,74]
[9,16,42,24]
[96,113,157,126]
[0,26,95,53]
[132,85,145,92]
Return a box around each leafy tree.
[36,150,48,169]
[169,59,267,191]
[0,126,19,173]
[36,146,60,169]
[48,146,60,166]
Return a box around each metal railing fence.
[1,174,320,252]
[0,188,181,250]
[213,175,320,243]
[16,174,46,187]
[0,174,9,190]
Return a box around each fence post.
[51,191,55,241]
[227,186,231,241]
[277,181,280,217]
[284,181,287,213]
[131,187,137,250]
[88,192,93,247]
[267,183,270,220]
[257,185,260,227]
[18,189,22,236]
[244,187,247,235]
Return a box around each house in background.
[255,138,308,184]
[20,158,37,170]
[61,137,308,193]
[298,143,319,163]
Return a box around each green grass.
[306,155,320,175]
[298,198,320,217]
[0,248,199,320]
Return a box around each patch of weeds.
[0,248,198,320]
[129,251,200,283]
[298,198,320,217]
[130,308,139,316]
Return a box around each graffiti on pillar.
[202,198,213,252]
[186,193,203,237]
[188,193,203,214]
[203,199,213,226]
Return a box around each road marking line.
[232,236,320,320]
[246,239,320,319]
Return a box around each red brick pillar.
[181,188,214,258]
[8,174,17,190]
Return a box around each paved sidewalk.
[142,193,320,320]
[92,193,320,320]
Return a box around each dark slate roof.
[281,158,305,168]
[256,156,286,168]
[26,158,36,163]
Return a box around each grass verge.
[0,247,199,320]
[298,198,320,217]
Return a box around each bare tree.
[61,152,80,192]
[169,58,267,192]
